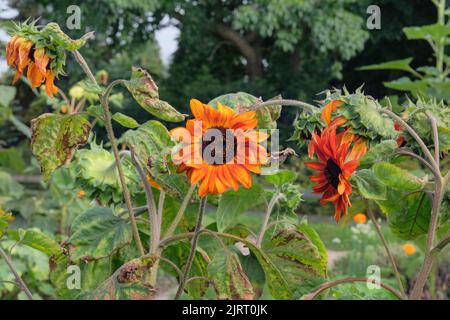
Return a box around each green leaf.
[30,113,91,180]
[161,242,209,299]
[360,140,398,166]
[81,258,155,300]
[353,169,387,200]
[383,77,428,94]
[438,126,450,152]
[373,162,424,192]
[403,23,450,42]
[112,112,139,128]
[216,184,264,232]
[240,251,266,299]
[208,92,280,129]
[264,227,328,299]
[0,85,16,107]
[125,67,185,122]
[122,120,189,198]
[8,228,61,256]
[358,58,415,73]
[377,192,431,240]
[69,207,132,261]
[207,249,254,300]
[0,210,13,238]
[265,170,297,187]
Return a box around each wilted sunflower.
[306,125,367,221]
[6,35,58,97]
[171,99,268,197]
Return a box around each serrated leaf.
[353,169,387,200]
[383,77,428,94]
[358,58,414,72]
[216,184,264,232]
[125,67,185,122]
[30,113,91,180]
[207,249,254,300]
[403,23,450,42]
[264,227,328,299]
[8,228,61,256]
[69,207,132,261]
[265,170,297,187]
[373,162,424,191]
[122,120,189,198]
[0,85,16,107]
[112,112,139,128]
[81,258,155,300]
[360,140,398,166]
[376,192,431,240]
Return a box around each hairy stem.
[367,208,407,299]
[256,192,281,248]
[0,247,33,300]
[410,176,444,299]
[382,108,438,169]
[303,277,403,300]
[130,148,159,255]
[175,196,207,299]
[72,50,145,256]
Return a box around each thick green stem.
[72,50,145,257]
[175,196,207,299]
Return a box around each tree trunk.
[215,24,263,78]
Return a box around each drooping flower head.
[7,34,58,97]
[6,21,89,97]
[171,99,269,197]
[306,125,368,221]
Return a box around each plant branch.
[175,196,207,299]
[163,184,196,239]
[303,277,403,300]
[0,247,33,300]
[256,192,281,248]
[157,190,166,232]
[431,231,450,254]
[130,148,159,255]
[72,50,145,256]
[381,107,438,170]
[426,111,440,165]
[367,207,407,299]
[397,150,440,179]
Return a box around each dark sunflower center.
[201,127,237,165]
[324,158,342,189]
[28,46,36,61]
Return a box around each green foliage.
[30,113,91,180]
[373,162,425,192]
[8,228,61,256]
[68,207,132,261]
[264,225,328,299]
[353,169,387,200]
[112,112,139,129]
[216,185,265,232]
[208,248,254,300]
[377,192,432,240]
[125,67,185,122]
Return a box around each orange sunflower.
[306,124,368,221]
[6,35,58,97]
[171,99,269,197]
[321,100,345,125]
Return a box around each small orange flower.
[60,105,68,114]
[353,213,367,224]
[403,243,416,256]
[306,125,368,221]
[321,100,345,125]
[6,36,58,97]
[171,99,268,197]
[77,189,86,198]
